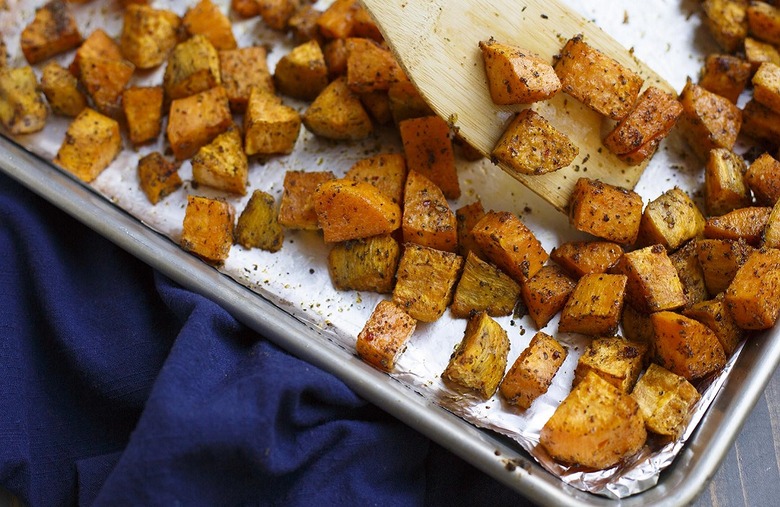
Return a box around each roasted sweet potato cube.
[278,170,335,230]
[289,5,324,45]
[704,148,751,216]
[725,247,780,329]
[257,0,301,31]
[752,62,780,113]
[234,190,284,252]
[442,311,509,399]
[0,66,48,135]
[183,0,236,50]
[745,152,780,205]
[697,238,754,295]
[399,115,460,199]
[180,195,235,265]
[631,363,701,439]
[492,109,578,176]
[53,108,121,182]
[500,331,567,410]
[402,170,457,253]
[166,86,233,160]
[388,78,434,124]
[220,47,274,113]
[393,243,463,322]
[120,4,181,70]
[471,211,548,285]
[313,179,401,242]
[670,240,709,307]
[231,0,261,18]
[638,187,705,250]
[677,79,742,160]
[568,177,644,245]
[550,241,624,278]
[455,200,486,258]
[20,0,82,64]
[574,337,647,393]
[274,40,329,101]
[554,35,644,121]
[123,86,164,145]
[764,199,780,248]
[450,251,521,318]
[79,55,135,118]
[40,61,87,117]
[558,273,627,336]
[540,371,647,469]
[316,0,359,40]
[705,206,772,246]
[747,1,780,45]
[163,35,221,102]
[478,38,560,105]
[702,0,748,52]
[602,86,683,160]
[356,300,417,372]
[622,304,655,346]
[345,153,407,204]
[191,126,248,196]
[137,152,182,205]
[303,77,373,140]
[243,87,301,156]
[359,90,393,125]
[698,54,752,104]
[351,5,382,41]
[70,29,123,79]
[683,297,744,356]
[651,311,727,381]
[323,38,348,79]
[521,264,576,329]
[327,235,400,293]
[616,136,664,167]
[744,37,780,72]
[345,38,401,94]
[741,98,780,144]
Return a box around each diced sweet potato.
[122,86,164,145]
[70,29,122,78]
[231,0,260,18]
[747,1,780,46]
[40,61,87,117]
[166,85,233,160]
[0,66,48,135]
[478,38,561,104]
[20,0,82,65]
[303,77,373,140]
[137,151,182,205]
[702,0,748,52]
[388,77,434,125]
[120,4,181,70]
[741,98,780,145]
[612,245,687,314]
[724,247,780,329]
[521,264,576,329]
[313,179,401,242]
[278,170,335,230]
[234,190,285,252]
[745,152,780,206]
[550,241,624,278]
[180,195,235,265]
[744,37,780,72]
[257,0,301,31]
[704,148,751,216]
[163,34,221,102]
[183,0,237,50]
[289,5,324,45]
[191,125,248,195]
[442,311,510,399]
[359,90,393,125]
[704,206,772,246]
[631,363,701,438]
[402,170,457,253]
[697,238,754,295]
[698,54,752,103]
[345,153,407,204]
[650,311,727,381]
[622,304,656,346]
[638,187,705,250]
[764,199,780,248]
[450,251,521,318]
[345,38,401,93]
[670,240,710,307]
[558,273,627,337]
[568,177,644,245]
[683,297,744,356]
[79,54,135,118]
[573,337,647,393]
[455,200,486,258]
[220,46,274,113]
[356,300,417,372]
[243,87,301,156]
[399,115,460,199]
[316,0,359,40]
[323,38,348,79]
[53,108,121,183]
[677,79,742,160]
[499,332,567,410]
[327,235,400,293]
[752,61,780,113]
[274,40,329,101]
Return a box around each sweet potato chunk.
[521,264,576,329]
[313,179,401,242]
[234,190,285,253]
[120,4,181,70]
[744,37,780,72]
[450,251,521,318]
[698,54,752,103]
[705,206,772,246]
[163,34,221,102]
[455,200,486,258]
[345,37,401,93]
[220,46,274,113]
[752,61,780,113]
[316,0,359,40]
[0,66,48,135]
[40,61,87,117]
[180,195,235,265]
[747,1,780,46]
[356,300,417,372]
[745,152,780,206]
[631,363,701,438]
[53,108,121,183]
[303,77,373,140]
[697,238,754,295]
[243,87,301,156]
[741,98,780,145]
[613,245,687,314]
[402,170,457,253]
[20,0,82,64]
[388,77,434,124]
[183,0,237,50]
[550,241,624,278]
[500,332,567,410]
[670,240,709,307]
[725,247,780,329]
[345,153,407,204]
[683,297,744,356]
[478,38,561,104]
[166,86,233,160]
[638,187,705,251]
[399,115,460,199]
[677,79,742,160]
[764,199,780,248]
[79,53,135,118]
[274,40,329,101]
[702,0,748,52]
[256,0,301,31]
[191,125,248,196]
[327,235,400,294]
[278,170,335,230]
[558,273,627,337]
[573,337,647,393]
[137,152,182,205]
[568,177,644,245]
[122,86,164,145]
[651,311,727,381]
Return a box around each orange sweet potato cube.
[613,245,687,314]
[120,4,181,70]
[479,38,560,105]
[399,115,460,199]
[163,35,221,102]
[345,153,407,204]
[316,0,359,40]
[278,170,335,230]
[741,99,780,145]
[166,86,233,160]
[744,37,780,72]
[499,332,567,409]
[651,311,727,381]
[704,148,751,216]
[303,77,373,141]
[558,273,627,337]
[402,170,457,253]
[725,247,780,329]
[745,152,780,206]
[702,0,748,53]
[137,152,182,205]
[704,206,772,246]
[752,61,780,113]
[53,108,121,183]
[183,0,237,50]
[747,1,780,46]
[20,0,82,64]
[677,79,742,160]
[698,54,752,104]
[191,125,248,196]
[568,177,644,245]
[697,238,754,296]
[638,187,705,251]
[550,241,624,278]
[313,179,401,242]
[455,200,486,259]
[327,235,400,294]
[345,37,401,94]
[40,61,87,117]
[220,46,274,113]
[243,87,301,156]
[180,195,235,265]
[274,40,329,101]
[123,86,164,145]
[683,298,744,356]
[356,300,417,372]
[521,264,577,329]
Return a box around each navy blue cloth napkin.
[0,171,530,506]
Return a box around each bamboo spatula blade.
[361,0,673,212]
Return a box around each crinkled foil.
[0,0,744,499]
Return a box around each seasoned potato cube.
[243,87,301,156]
[20,0,82,64]
[278,170,335,230]
[741,98,780,144]
[702,0,748,52]
[491,109,578,176]
[568,177,644,245]
[752,62,780,113]
[764,199,780,248]
[399,115,460,199]
[393,243,463,322]
[123,86,164,145]
[725,247,780,329]
[388,77,434,124]
[166,86,233,161]
[631,363,701,439]
[638,188,705,251]
[220,47,274,113]
[651,311,727,381]
[540,371,646,469]
[704,148,751,216]
[684,297,744,356]
[70,29,123,77]
[345,37,401,93]
[558,273,627,337]
[313,179,401,242]
[345,153,407,204]
[402,170,457,252]
[744,37,780,72]
[677,79,742,160]
[183,0,237,50]
[697,238,754,295]
[191,126,248,195]
[670,240,709,307]
[574,337,647,393]
[53,108,121,182]
[316,0,359,40]
[622,304,655,346]
[479,38,560,105]
[356,300,417,372]
[471,210,548,285]
[327,235,400,293]
[79,54,135,118]
[289,5,324,45]
[234,190,284,252]
[442,311,510,399]
[554,35,644,121]
[303,77,373,140]
[351,5,382,41]
[274,40,329,101]
[747,1,780,45]
[137,151,182,205]
[745,152,780,205]
[120,4,181,70]
[40,61,87,117]
[550,241,624,278]
[163,35,221,102]
[455,200,486,258]
[521,264,576,329]
[323,38,348,79]
[705,206,772,246]
[359,90,393,125]
[231,0,261,18]
[0,66,48,135]
[450,251,521,318]
[180,195,235,265]
[257,0,301,31]
[698,54,752,103]
[499,332,567,409]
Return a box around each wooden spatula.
[360,0,674,212]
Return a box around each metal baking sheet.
[1,0,779,504]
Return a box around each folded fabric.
[0,171,527,506]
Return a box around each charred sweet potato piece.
[40,61,87,118]
[450,251,521,318]
[670,240,710,308]
[20,0,82,64]
[725,247,780,329]
[345,37,401,94]
[356,300,417,372]
[313,179,401,242]
[402,170,457,253]
[137,152,182,205]
[500,331,567,409]
[741,98,780,145]
[0,66,48,135]
[234,190,285,253]
[327,235,400,293]
[702,0,748,53]
[651,311,727,381]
